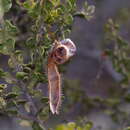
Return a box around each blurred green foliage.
[55,122,93,130]
[104,18,130,86]
[61,10,130,129]
[103,14,130,129]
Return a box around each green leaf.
[50,0,60,7]
[17,99,27,105]
[65,14,73,25]
[124,93,130,102]
[0,68,5,77]
[6,109,18,115]
[69,0,76,6]
[32,121,45,130]
[0,0,12,13]
[5,20,17,34]
[32,72,47,82]
[0,83,7,90]
[0,97,6,109]
[67,0,72,8]
[85,5,95,15]
[41,97,49,103]
[105,98,120,107]
[56,124,67,130]
[56,122,76,130]
[37,106,49,120]
[124,127,130,130]
[43,0,53,11]
[66,0,76,11]
[39,46,45,56]
[26,37,36,48]
[16,72,28,79]
[8,52,23,68]
[24,102,31,113]
[74,2,95,20]
[67,122,76,129]
[76,127,82,130]
[6,100,17,108]
[0,39,15,54]
[19,120,31,127]
[23,67,32,73]
[3,72,16,84]
[5,92,18,99]
[22,0,36,10]
[84,122,93,130]
[0,20,17,55]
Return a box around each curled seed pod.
[47,39,76,114]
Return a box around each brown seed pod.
[47,39,76,114]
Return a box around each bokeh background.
[0,0,130,130]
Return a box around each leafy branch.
[0,0,95,129]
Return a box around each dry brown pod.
[47,39,76,114]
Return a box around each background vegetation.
[0,0,130,130]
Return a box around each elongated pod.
[47,39,76,114]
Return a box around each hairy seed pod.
[47,39,76,114]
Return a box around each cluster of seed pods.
[47,39,76,114]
